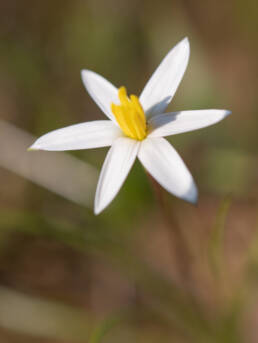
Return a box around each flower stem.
[146,172,192,286]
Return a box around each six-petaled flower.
[30,38,231,214]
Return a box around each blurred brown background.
[0,0,258,342]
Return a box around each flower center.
[111,87,147,141]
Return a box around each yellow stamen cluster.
[111,87,147,141]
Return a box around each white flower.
[30,37,231,214]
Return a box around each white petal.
[138,137,197,203]
[148,109,231,137]
[94,137,139,215]
[29,121,122,151]
[140,37,190,118]
[81,70,119,122]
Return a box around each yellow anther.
[111,87,147,141]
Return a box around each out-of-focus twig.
[0,286,89,341]
[208,195,232,278]
[0,120,98,208]
[146,172,193,286]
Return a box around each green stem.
[146,172,193,286]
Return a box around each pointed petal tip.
[174,37,190,53]
[80,69,90,80]
[27,144,39,151]
[185,194,198,205]
[94,197,108,215]
[81,68,89,75]
[218,109,232,119]
[94,207,101,215]
[81,69,96,83]
[183,36,189,44]
[188,193,198,205]
[94,199,103,215]
[182,183,198,205]
[180,37,190,49]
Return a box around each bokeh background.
[0,0,258,342]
